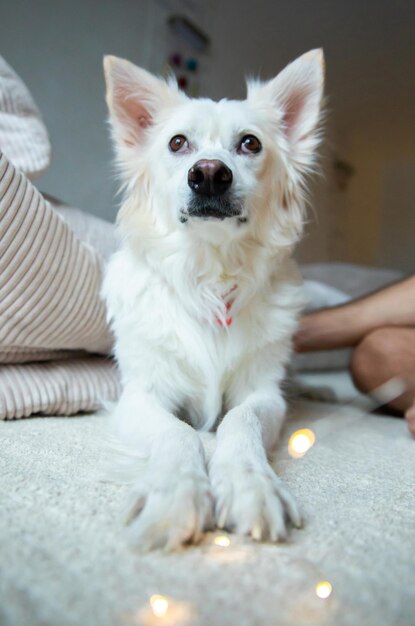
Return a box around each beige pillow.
[0,57,120,420]
[0,151,113,362]
[0,56,51,179]
[0,357,120,419]
[0,150,120,418]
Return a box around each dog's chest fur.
[104,245,304,430]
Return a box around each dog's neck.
[125,220,292,326]
[118,192,296,325]
[119,186,299,317]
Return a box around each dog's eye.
[169,135,189,153]
[239,135,262,155]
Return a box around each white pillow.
[303,279,350,312]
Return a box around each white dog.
[102,49,324,550]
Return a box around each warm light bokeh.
[288,428,316,458]
[315,581,333,599]
[150,595,169,617]
[213,534,231,547]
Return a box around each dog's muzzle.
[186,159,240,220]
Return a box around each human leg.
[295,276,415,353]
[350,326,415,435]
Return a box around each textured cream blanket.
[1,388,414,626]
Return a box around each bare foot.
[404,401,415,437]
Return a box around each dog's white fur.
[102,50,324,549]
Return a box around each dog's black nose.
[188,160,233,196]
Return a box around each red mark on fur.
[216,316,233,327]
[216,304,233,327]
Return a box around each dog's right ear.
[103,56,182,147]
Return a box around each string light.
[213,534,231,547]
[288,428,316,458]
[140,595,193,625]
[315,581,333,599]
[150,595,169,618]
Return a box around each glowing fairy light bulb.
[315,581,333,599]
[213,534,231,547]
[150,595,169,618]
[288,428,316,458]
[138,595,193,625]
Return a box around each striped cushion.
[0,151,113,360]
[0,56,51,179]
[0,357,120,420]
[0,150,119,419]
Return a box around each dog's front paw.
[124,469,214,551]
[210,462,301,542]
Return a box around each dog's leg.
[113,384,213,550]
[209,378,301,542]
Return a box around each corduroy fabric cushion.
[0,150,120,419]
[0,357,120,420]
[0,56,51,179]
[0,151,113,360]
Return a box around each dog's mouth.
[181,196,244,222]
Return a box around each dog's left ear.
[247,49,324,157]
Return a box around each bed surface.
[1,371,414,626]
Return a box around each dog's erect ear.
[248,49,324,153]
[103,55,182,147]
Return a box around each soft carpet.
[1,376,414,626]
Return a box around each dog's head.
[104,50,324,249]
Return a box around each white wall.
[2,0,415,271]
[0,0,157,221]
[0,0,214,222]
[378,161,415,272]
